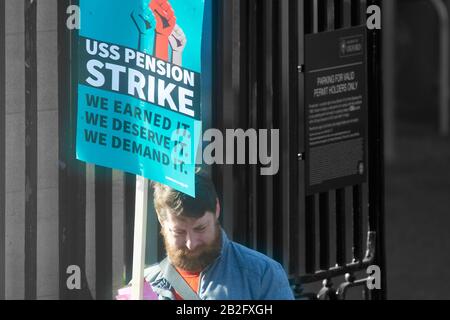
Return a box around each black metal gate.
[212,0,385,300]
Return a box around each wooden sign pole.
[131,175,148,300]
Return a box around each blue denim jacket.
[144,229,295,300]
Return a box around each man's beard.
[162,223,222,273]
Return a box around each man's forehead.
[166,211,214,226]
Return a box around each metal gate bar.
[352,185,363,261]
[57,0,92,299]
[24,0,37,300]
[288,0,302,276]
[124,173,135,284]
[319,191,330,270]
[256,0,275,258]
[0,0,5,301]
[430,0,449,136]
[212,0,233,241]
[95,166,112,299]
[367,0,386,299]
[247,0,257,251]
[236,0,250,248]
[295,0,306,277]
[304,0,317,276]
[336,188,346,266]
[278,0,295,270]
[334,0,348,269]
[351,0,365,267]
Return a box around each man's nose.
[185,233,199,251]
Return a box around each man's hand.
[150,0,176,37]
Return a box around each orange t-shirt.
[173,268,201,300]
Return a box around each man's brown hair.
[153,169,218,221]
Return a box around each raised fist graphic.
[131,4,156,52]
[169,24,187,65]
[131,5,156,35]
[149,0,176,60]
[150,0,176,37]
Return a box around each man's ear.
[157,213,164,227]
[215,198,220,220]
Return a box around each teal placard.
[77,0,205,196]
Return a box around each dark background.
[386,0,450,299]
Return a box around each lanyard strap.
[159,258,201,300]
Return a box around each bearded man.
[143,170,294,300]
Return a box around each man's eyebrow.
[193,223,207,229]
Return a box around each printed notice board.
[305,25,368,195]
